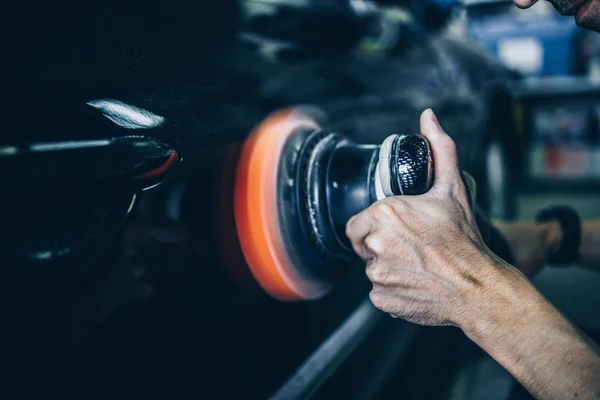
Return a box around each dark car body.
[7,1,515,398]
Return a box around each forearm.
[493,218,600,274]
[462,253,600,400]
[580,220,600,268]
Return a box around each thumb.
[420,109,460,189]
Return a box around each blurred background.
[6,0,600,399]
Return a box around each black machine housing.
[276,127,433,286]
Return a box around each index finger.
[345,211,375,261]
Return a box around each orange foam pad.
[234,108,326,301]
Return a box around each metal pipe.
[268,298,384,400]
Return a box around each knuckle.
[371,203,397,220]
[369,291,385,310]
[345,215,361,238]
[364,234,385,256]
[345,221,354,238]
[439,135,458,156]
[366,265,378,282]
[366,263,386,283]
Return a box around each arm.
[464,252,600,400]
[346,109,600,400]
[494,219,600,275]
[492,220,562,276]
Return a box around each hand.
[346,109,517,327]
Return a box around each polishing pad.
[234,108,331,301]
[233,107,434,301]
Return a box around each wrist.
[458,252,542,340]
[457,256,599,400]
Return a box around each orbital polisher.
[229,107,434,301]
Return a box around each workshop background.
[6,0,600,399]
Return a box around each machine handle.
[375,134,433,199]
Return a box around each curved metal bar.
[268,298,384,400]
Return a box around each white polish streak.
[87,99,165,129]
